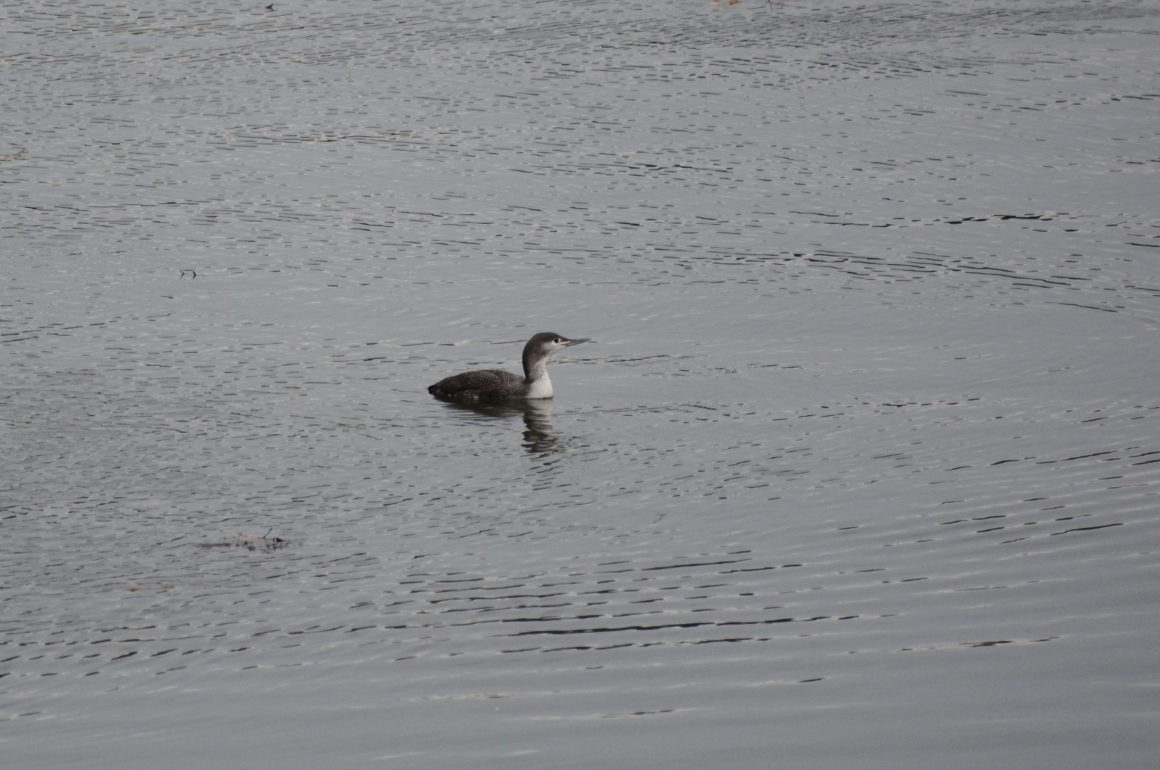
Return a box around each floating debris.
[198,529,288,551]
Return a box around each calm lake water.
[3,0,1158,767]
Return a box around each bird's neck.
[523,354,549,384]
[525,371,554,399]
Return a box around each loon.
[428,332,589,401]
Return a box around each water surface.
[2,0,1158,767]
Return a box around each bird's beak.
[563,337,590,347]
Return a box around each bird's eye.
[554,338,562,343]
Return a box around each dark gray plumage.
[428,332,589,401]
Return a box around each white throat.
[525,372,554,399]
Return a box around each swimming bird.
[428,332,589,401]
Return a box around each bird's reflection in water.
[436,399,561,454]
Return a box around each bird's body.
[429,368,531,400]
[428,332,588,402]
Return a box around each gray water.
[3,0,1159,767]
